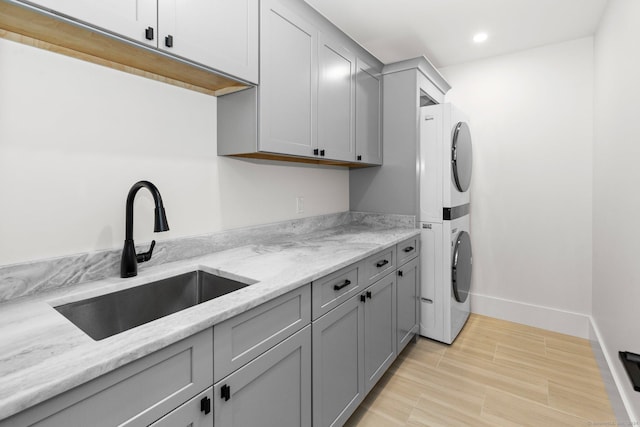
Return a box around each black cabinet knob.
[357,155,362,161]
[165,35,173,48]
[398,270,404,277]
[366,291,372,299]
[360,294,366,302]
[313,148,319,156]
[145,27,154,41]
[221,384,231,401]
[320,149,325,157]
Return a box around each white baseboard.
[470,292,591,338]
[589,316,638,423]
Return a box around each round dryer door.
[452,122,473,192]
[452,231,472,303]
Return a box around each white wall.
[439,38,594,337]
[0,37,349,266]
[593,0,640,420]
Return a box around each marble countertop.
[0,223,419,421]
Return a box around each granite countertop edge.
[0,224,419,421]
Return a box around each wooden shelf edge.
[227,152,379,168]
[0,0,251,97]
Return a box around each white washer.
[419,214,472,344]
[419,103,473,223]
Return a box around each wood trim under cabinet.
[0,1,249,97]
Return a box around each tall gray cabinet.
[218,0,383,167]
[349,57,451,215]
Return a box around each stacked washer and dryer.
[418,103,473,344]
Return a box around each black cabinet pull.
[200,396,211,414]
[376,259,389,268]
[165,35,173,48]
[398,270,404,277]
[221,384,231,401]
[333,279,351,291]
[403,246,414,253]
[360,294,366,302]
[366,291,372,299]
[313,148,319,155]
[145,26,154,40]
[320,149,325,157]
[357,155,362,161]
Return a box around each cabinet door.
[317,33,356,162]
[355,57,382,165]
[312,295,364,427]
[214,326,311,427]
[364,273,396,392]
[22,0,157,47]
[149,388,213,427]
[396,257,419,354]
[259,0,317,157]
[158,0,258,83]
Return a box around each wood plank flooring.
[345,314,616,426]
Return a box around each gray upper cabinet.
[158,0,259,83]
[364,273,396,392]
[317,33,356,162]
[217,0,383,167]
[355,58,382,165]
[214,326,312,427]
[16,0,258,84]
[260,0,317,157]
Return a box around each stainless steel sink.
[55,270,251,341]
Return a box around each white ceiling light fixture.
[473,32,488,43]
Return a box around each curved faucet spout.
[121,181,169,278]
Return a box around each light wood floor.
[345,314,616,426]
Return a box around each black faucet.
[120,181,170,278]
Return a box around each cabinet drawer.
[361,247,396,288]
[311,264,360,319]
[4,329,213,427]
[397,236,420,267]
[214,284,311,382]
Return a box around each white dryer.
[418,102,473,344]
[419,103,473,223]
[419,213,472,344]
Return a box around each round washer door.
[452,231,472,303]
[452,122,473,192]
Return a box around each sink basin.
[55,270,252,341]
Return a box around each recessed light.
[473,32,488,43]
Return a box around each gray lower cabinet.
[312,294,365,427]
[0,329,213,427]
[396,256,419,354]
[363,273,396,392]
[149,387,213,427]
[214,326,312,427]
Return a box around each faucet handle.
[136,240,156,263]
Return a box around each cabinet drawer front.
[311,264,360,319]
[214,326,312,427]
[214,285,311,382]
[397,236,420,267]
[11,329,213,427]
[361,247,396,288]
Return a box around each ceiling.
[304,0,608,68]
